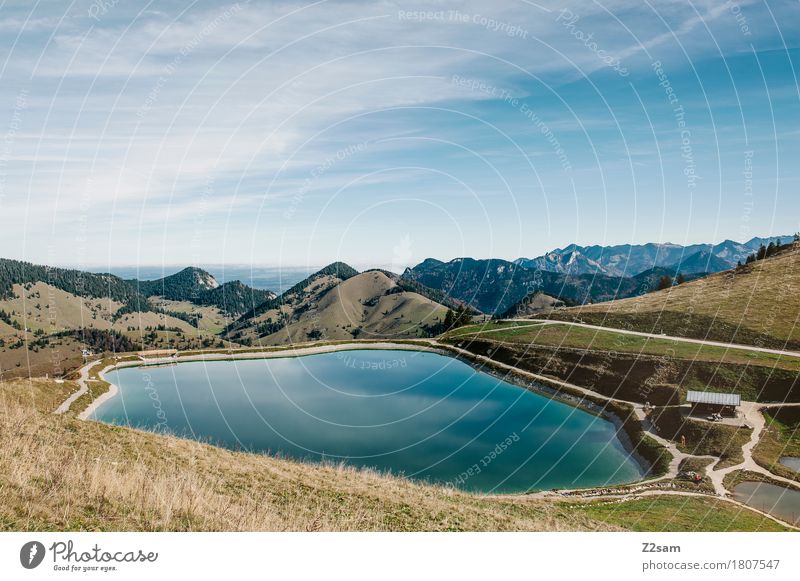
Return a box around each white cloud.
[0,0,796,264]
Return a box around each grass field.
[570,495,788,532]
[753,407,800,483]
[445,321,800,371]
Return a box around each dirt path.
[54,359,94,414]
[708,402,800,492]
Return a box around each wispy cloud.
[0,0,797,265]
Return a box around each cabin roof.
[686,390,741,406]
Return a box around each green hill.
[133,266,220,301]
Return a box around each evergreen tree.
[676,273,686,285]
[657,276,672,291]
[454,305,472,327]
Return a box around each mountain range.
[514,235,789,277]
[402,257,704,315]
[0,233,793,377]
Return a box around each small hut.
[686,390,740,417]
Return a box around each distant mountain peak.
[135,266,219,300]
[515,234,789,278]
[181,266,220,289]
[313,262,359,280]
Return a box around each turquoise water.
[95,350,644,493]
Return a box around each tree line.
[740,236,797,266]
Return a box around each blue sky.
[0,0,798,270]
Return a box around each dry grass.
[0,377,613,532]
[258,271,446,345]
[148,298,231,334]
[0,334,86,380]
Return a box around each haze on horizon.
[1,0,798,270]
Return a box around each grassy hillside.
[0,377,786,531]
[249,271,447,344]
[225,262,359,343]
[230,262,358,326]
[546,243,800,349]
[570,496,787,532]
[753,406,800,482]
[135,268,275,316]
[497,291,567,318]
[148,297,231,334]
[447,322,800,371]
[441,324,800,403]
[226,264,449,345]
[0,280,226,379]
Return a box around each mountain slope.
[134,267,275,316]
[666,250,730,275]
[515,248,608,275]
[251,270,448,344]
[497,291,567,319]
[546,242,800,349]
[375,270,472,312]
[630,266,707,292]
[0,261,232,378]
[404,257,652,315]
[225,262,360,342]
[134,267,220,300]
[193,280,275,316]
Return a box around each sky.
[0,0,798,271]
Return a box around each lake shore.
[77,341,448,421]
[76,341,649,493]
